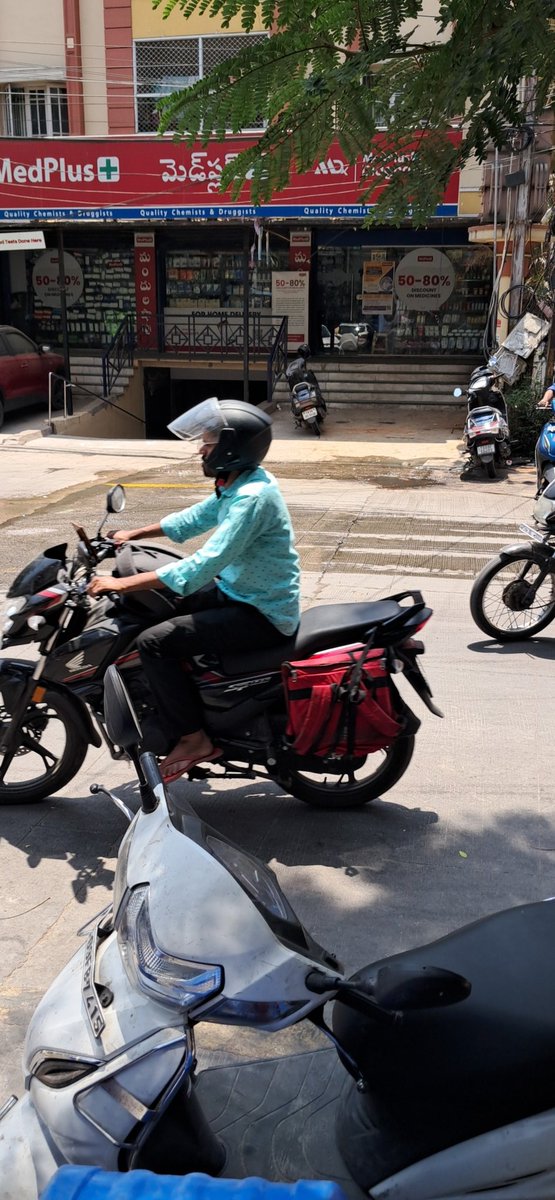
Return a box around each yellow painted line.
[111,482,209,489]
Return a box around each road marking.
[110,483,209,489]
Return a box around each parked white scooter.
[3,667,555,1200]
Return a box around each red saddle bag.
[282,643,413,759]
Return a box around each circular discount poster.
[32,250,84,308]
[394,248,454,311]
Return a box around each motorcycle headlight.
[117,885,223,1010]
[2,596,26,633]
[469,376,489,391]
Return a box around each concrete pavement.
[0,403,467,526]
[0,408,551,1102]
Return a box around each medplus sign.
[99,159,117,180]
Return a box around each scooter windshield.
[168,398,228,442]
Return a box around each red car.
[0,326,65,428]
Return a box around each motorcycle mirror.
[106,484,126,514]
[97,484,126,536]
[453,387,463,398]
[103,666,161,814]
[103,664,142,750]
[374,964,471,1011]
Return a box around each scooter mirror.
[453,387,463,398]
[374,964,471,1011]
[106,484,126,514]
[103,664,143,749]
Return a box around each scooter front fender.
[24,933,192,1177]
[0,1093,62,1200]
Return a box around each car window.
[4,331,36,355]
[0,335,10,356]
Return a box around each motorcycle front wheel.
[470,550,555,641]
[0,684,88,804]
[278,736,415,809]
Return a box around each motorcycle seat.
[219,599,408,674]
[333,899,555,1172]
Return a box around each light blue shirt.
[156,467,300,636]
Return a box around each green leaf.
[152,0,555,222]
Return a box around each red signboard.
[289,230,312,270]
[134,232,157,349]
[0,133,461,220]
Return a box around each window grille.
[134,35,267,132]
[0,85,69,136]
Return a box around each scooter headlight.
[469,376,489,391]
[117,885,223,1010]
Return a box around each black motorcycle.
[0,487,440,807]
[285,345,326,436]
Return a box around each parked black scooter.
[454,358,511,478]
[285,343,326,436]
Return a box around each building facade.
[0,0,503,420]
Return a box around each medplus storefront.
[0,134,490,358]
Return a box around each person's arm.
[156,492,265,596]
[107,523,163,543]
[539,386,555,408]
[108,494,219,544]
[87,571,165,597]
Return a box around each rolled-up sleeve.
[160,494,218,543]
[156,493,263,596]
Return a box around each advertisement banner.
[272,271,309,349]
[394,247,455,311]
[289,230,312,270]
[32,248,84,308]
[0,134,461,222]
[134,232,157,349]
[361,259,395,315]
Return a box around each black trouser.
[135,584,290,742]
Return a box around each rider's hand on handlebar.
[106,530,134,544]
[87,575,125,597]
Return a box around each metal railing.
[48,370,145,429]
[267,316,288,406]
[99,311,288,398]
[101,315,135,398]
[160,311,286,362]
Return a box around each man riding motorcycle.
[87,398,300,783]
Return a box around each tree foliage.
[152,0,555,222]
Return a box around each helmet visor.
[168,398,228,442]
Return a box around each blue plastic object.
[41,1169,349,1200]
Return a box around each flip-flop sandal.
[161,747,222,785]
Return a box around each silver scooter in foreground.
[2,667,555,1199]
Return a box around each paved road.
[1,464,553,1102]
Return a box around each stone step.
[275,380,461,396]
[311,363,478,377]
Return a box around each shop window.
[134,35,267,133]
[0,85,69,137]
[316,245,493,355]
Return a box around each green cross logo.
[97,156,120,183]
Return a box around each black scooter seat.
[333,899,555,1187]
[219,599,408,675]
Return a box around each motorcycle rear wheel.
[278,736,415,809]
[470,550,555,641]
[0,686,88,804]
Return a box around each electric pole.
[508,77,536,329]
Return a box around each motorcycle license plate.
[518,523,545,544]
[477,443,494,456]
[302,407,318,420]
